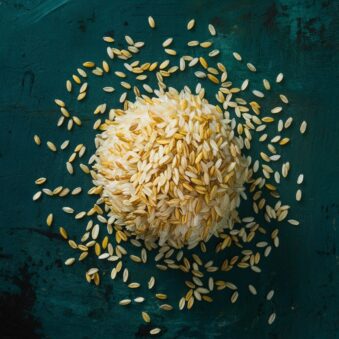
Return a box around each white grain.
[248,284,257,295]
[300,121,307,134]
[148,16,155,28]
[276,73,284,83]
[208,24,216,36]
[150,328,161,335]
[271,106,282,114]
[247,63,256,72]
[233,52,242,61]
[266,290,275,301]
[297,174,304,184]
[119,299,131,306]
[66,80,72,92]
[268,312,276,325]
[162,37,173,47]
[187,19,195,30]
[62,206,74,214]
[47,141,57,152]
[66,162,74,175]
[279,94,289,104]
[32,191,42,201]
[288,219,300,226]
[65,258,75,266]
[296,189,302,201]
[263,79,271,90]
[103,86,115,93]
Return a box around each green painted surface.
[0,0,338,338]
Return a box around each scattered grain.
[266,290,275,301]
[248,285,257,295]
[46,213,53,227]
[65,258,75,266]
[162,37,173,47]
[276,73,284,83]
[233,52,242,61]
[150,328,161,335]
[46,141,57,152]
[296,189,302,201]
[187,19,195,30]
[300,121,307,134]
[148,16,155,29]
[208,24,216,36]
[32,191,42,201]
[268,312,276,325]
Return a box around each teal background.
[0,0,338,338]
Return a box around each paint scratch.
[16,0,69,25]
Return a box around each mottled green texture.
[0,0,338,338]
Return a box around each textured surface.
[0,0,338,338]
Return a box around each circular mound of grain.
[92,88,249,248]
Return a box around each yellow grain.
[46,213,53,227]
[82,61,95,68]
[72,74,81,84]
[141,311,151,322]
[59,227,68,239]
[279,138,290,145]
[187,19,195,30]
[148,16,155,28]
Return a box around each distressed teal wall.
[0,0,338,338]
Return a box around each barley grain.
[65,258,75,266]
[148,276,155,289]
[46,213,53,226]
[164,48,177,56]
[142,311,151,323]
[248,284,257,295]
[59,227,68,239]
[271,106,282,114]
[263,79,271,90]
[72,75,81,84]
[150,328,161,335]
[284,117,293,129]
[66,80,72,92]
[209,49,220,57]
[252,90,264,98]
[247,63,256,72]
[231,291,239,303]
[208,24,216,36]
[77,68,87,78]
[47,141,57,152]
[268,312,276,325]
[266,290,275,301]
[187,19,195,30]
[35,177,46,185]
[148,16,155,28]
[32,191,42,201]
[162,37,173,47]
[103,36,114,43]
[160,304,173,311]
[300,121,307,134]
[297,174,304,184]
[288,219,300,226]
[296,189,302,201]
[276,73,283,83]
[233,52,242,61]
[119,299,131,306]
[66,162,74,175]
[62,206,74,214]
[279,94,288,104]
[128,282,140,289]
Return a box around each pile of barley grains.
[92,89,249,248]
[32,15,308,331]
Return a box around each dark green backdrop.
[0,0,338,338]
